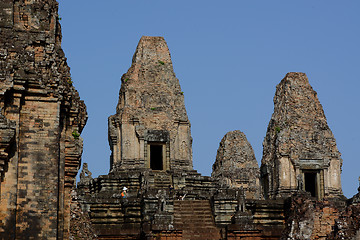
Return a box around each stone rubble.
[69,190,98,240]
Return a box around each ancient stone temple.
[74,36,360,239]
[260,72,343,200]
[77,36,214,239]
[212,130,261,199]
[108,36,192,171]
[77,37,287,240]
[2,1,360,237]
[0,1,87,239]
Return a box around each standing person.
[121,187,128,198]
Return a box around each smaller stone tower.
[212,130,261,199]
[108,36,192,172]
[261,72,343,199]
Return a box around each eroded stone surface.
[108,36,192,171]
[0,0,87,239]
[281,192,360,240]
[69,190,97,240]
[212,130,261,199]
[261,72,343,199]
[0,111,15,182]
[327,187,360,240]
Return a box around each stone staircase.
[151,171,172,189]
[174,200,221,240]
[248,200,285,227]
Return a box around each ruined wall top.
[262,72,341,164]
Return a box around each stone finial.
[132,36,172,65]
[212,130,261,199]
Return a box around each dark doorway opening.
[304,172,317,197]
[262,174,269,199]
[150,145,163,170]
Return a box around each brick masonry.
[0,0,87,239]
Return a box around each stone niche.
[260,72,343,200]
[108,36,193,172]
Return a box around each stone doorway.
[304,170,319,198]
[262,174,270,199]
[150,144,164,170]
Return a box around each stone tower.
[212,130,261,199]
[261,72,342,199]
[0,0,87,239]
[108,36,192,172]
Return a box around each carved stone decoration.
[212,130,261,199]
[260,72,343,199]
[80,163,93,179]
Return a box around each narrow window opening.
[304,172,317,197]
[150,145,163,170]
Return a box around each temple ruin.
[0,0,87,239]
[260,73,343,200]
[108,36,192,172]
[212,130,261,199]
[76,37,360,239]
[0,1,360,239]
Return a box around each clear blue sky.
[58,1,360,198]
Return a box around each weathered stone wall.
[279,192,360,240]
[0,0,87,239]
[327,187,360,240]
[261,72,343,199]
[212,130,261,199]
[69,190,97,240]
[108,36,192,171]
[281,193,345,239]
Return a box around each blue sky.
[58,1,360,198]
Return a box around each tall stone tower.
[108,36,192,172]
[261,72,343,199]
[0,1,87,239]
[212,130,261,199]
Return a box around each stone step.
[173,200,221,240]
[182,230,221,240]
[151,173,172,189]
